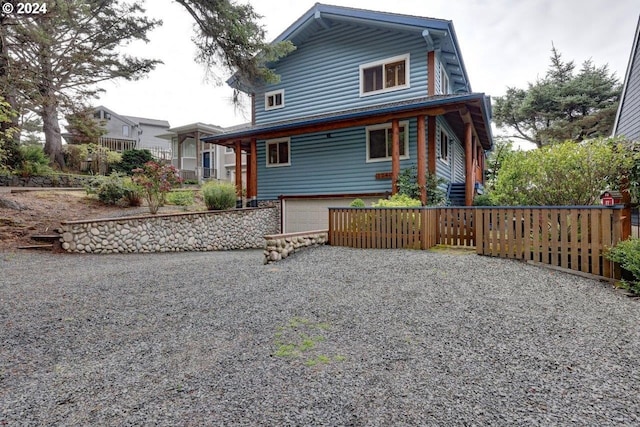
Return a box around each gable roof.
[122,115,170,128]
[228,3,471,93]
[613,15,640,141]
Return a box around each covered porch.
[202,93,493,209]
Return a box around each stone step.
[17,244,54,251]
[30,234,61,243]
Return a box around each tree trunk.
[42,96,65,169]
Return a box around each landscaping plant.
[606,238,640,295]
[132,161,183,214]
[166,190,195,207]
[202,180,237,210]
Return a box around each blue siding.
[255,22,429,124]
[616,21,640,141]
[257,119,419,199]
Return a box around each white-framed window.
[266,138,290,167]
[225,146,234,154]
[439,130,450,163]
[366,122,409,162]
[122,125,129,137]
[440,66,450,95]
[360,54,410,96]
[265,89,285,111]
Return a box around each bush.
[132,161,183,214]
[114,149,154,175]
[86,173,128,205]
[350,198,365,207]
[122,179,143,207]
[606,238,640,295]
[166,190,194,206]
[373,194,422,207]
[16,145,53,177]
[473,193,496,206]
[202,180,237,210]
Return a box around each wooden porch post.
[391,119,400,195]
[465,123,473,206]
[245,150,253,207]
[417,115,427,205]
[250,138,258,207]
[235,140,242,208]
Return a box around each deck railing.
[328,206,627,280]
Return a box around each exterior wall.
[254,22,429,124]
[59,207,279,254]
[102,115,136,142]
[616,28,640,141]
[137,123,172,151]
[255,116,467,200]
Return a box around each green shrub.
[350,198,365,207]
[166,190,194,206]
[606,238,640,295]
[473,193,496,206]
[113,149,154,175]
[202,180,237,210]
[396,166,447,205]
[16,145,53,176]
[122,179,143,207]
[373,194,422,207]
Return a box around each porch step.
[30,234,61,243]
[448,183,466,206]
[17,232,62,252]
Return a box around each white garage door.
[283,197,381,233]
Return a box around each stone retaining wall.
[60,207,279,254]
[0,174,90,187]
[263,230,328,264]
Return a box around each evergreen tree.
[493,46,621,147]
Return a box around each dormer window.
[265,89,285,111]
[360,54,410,96]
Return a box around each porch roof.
[201,93,493,151]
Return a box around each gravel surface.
[1,246,639,425]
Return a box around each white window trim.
[265,89,285,111]
[365,121,410,163]
[359,53,410,97]
[265,137,291,167]
[440,65,450,95]
[439,129,450,164]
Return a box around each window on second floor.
[266,138,290,167]
[440,66,450,95]
[122,125,130,137]
[360,54,410,96]
[439,130,449,163]
[366,122,409,162]
[265,89,285,111]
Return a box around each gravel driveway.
[1,247,639,425]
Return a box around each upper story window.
[265,89,285,111]
[360,54,410,96]
[440,66,450,95]
[439,130,450,163]
[266,138,290,167]
[366,122,409,162]
[122,125,130,137]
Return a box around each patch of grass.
[272,317,342,367]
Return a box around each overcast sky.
[96,0,639,131]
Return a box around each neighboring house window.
[225,146,234,153]
[122,125,129,137]
[360,54,410,96]
[265,89,285,111]
[94,110,101,119]
[440,66,450,95]
[366,122,409,162]
[439,130,449,162]
[266,138,290,167]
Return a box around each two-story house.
[67,106,173,160]
[203,3,493,232]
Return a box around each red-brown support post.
[235,140,242,208]
[417,115,427,205]
[391,119,400,195]
[465,123,473,206]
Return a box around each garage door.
[283,197,381,233]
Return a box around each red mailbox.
[600,190,622,206]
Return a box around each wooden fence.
[328,206,627,280]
